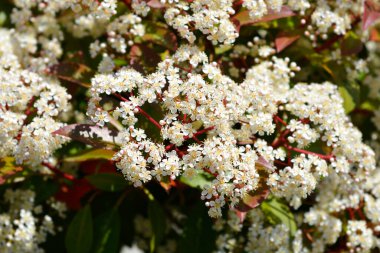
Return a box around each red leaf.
[80,160,116,175]
[259,6,295,23]
[370,28,380,41]
[55,179,94,210]
[234,209,247,223]
[233,6,295,28]
[275,32,300,52]
[235,185,270,212]
[363,0,380,30]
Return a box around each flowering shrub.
[0,0,380,252]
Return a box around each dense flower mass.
[0,189,66,253]
[0,29,71,165]
[0,0,380,252]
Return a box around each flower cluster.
[0,189,66,253]
[163,0,238,44]
[88,43,376,223]
[0,0,380,252]
[0,29,71,165]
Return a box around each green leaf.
[92,209,121,253]
[179,203,216,253]
[65,205,93,253]
[148,200,166,252]
[64,149,115,162]
[261,197,297,236]
[339,86,356,113]
[215,45,232,55]
[0,12,6,27]
[180,171,213,189]
[86,173,127,192]
[113,59,128,67]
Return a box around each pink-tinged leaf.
[256,156,274,171]
[234,209,247,223]
[53,124,122,149]
[258,6,295,23]
[235,185,270,212]
[147,0,165,8]
[48,62,92,88]
[233,6,295,28]
[275,32,300,52]
[363,0,380,30]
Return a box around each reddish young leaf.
[275,32,300,52]
[147,0,165,8]
[363,0,380,30]
[370,27,380,41]
[234,209,247,223]
[235,185,270,212]
[55,179,94,210]
[80,160,116,175]
[233,6,295,28]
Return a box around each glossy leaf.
[148,200,167,252]
[65,149,116,162]
[92,209,121,253]
[235,185,270,212]
[180,171,213,189]
[65,205,93,253]
[275,32,300,52]
[86,173,127,192]
[339,86,356,113]
[261,197,297,236]
[179,203,216,253]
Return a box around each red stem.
[165,126,215,151]
[42,162,75,181]
[271,129,291,149]
[274,115,287,126]
[113,93,162,129]
[285,144,333,160]
[137,107,162,129]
